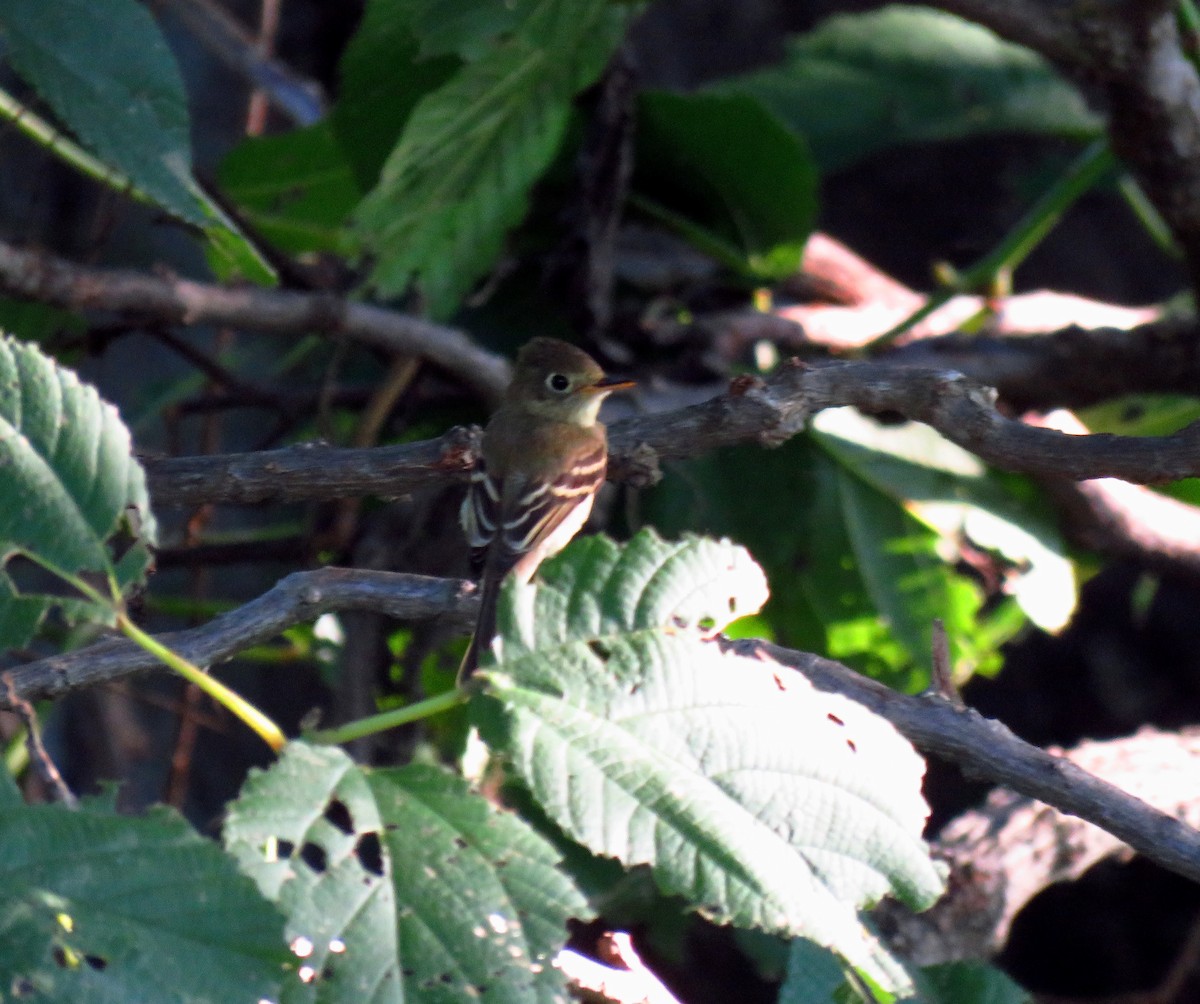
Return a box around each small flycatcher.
[458,337,633,682]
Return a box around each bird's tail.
[457,572,502,686]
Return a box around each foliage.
[0,0,1186,1001]
[0,770,287,1001]
[0,337,156,647]
[633,90,818,279]
[0,0,272,280]
[719,4,1100,172]
[352,0,630,317]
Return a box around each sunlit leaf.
[473,531,941,976]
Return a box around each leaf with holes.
[0,798,286,1002]
[224,742,589,1003]
[371,761,590,1002]
[0,336,157,648]
[224,742,400,1003]
[472,530,942,977]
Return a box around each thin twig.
[1,673,76,807]
[155,0,325,126]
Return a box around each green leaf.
[779,937,850,1003]
[354,0,626,317]
[224,741,588,1003]
[0,5,274,282]
[634,91,817,279]
[0,800,285,1002]
[1080,393,1200,439]
[0,760,21,809]
[780,934,920,1003]
[219,123,362,256]
[0,337,157,648]
[224,741,400,1003]
[811,408,1075,633]
[331,0,461,190]
[722,5,1100,172]
[636,438,954,689]
[0,300,85,346]
[1078,394,1200,507]
[0,0,206,224]
[406,0,536,59]
[371,762,591,1003]
[472,530,942,974]
[836,464,983,672]
[918,961,1031,1003]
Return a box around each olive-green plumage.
[458,338,633,682]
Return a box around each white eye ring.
[546,372,571,392]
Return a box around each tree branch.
[4,567,476,701]
[725,639,1200,889]
[926,0,1200,292]
[155,0,326,126]
[0,242,511,404]
[5,570,1200,891]
[143,358,1200,508]
[876,728,1200,963]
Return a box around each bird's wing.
[461,436,607,582]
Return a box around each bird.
[457,337,634,682]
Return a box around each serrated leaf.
[0,337,157,648]
[634,91,817,279]
[0,800,285,1002]
[0,4,273,282]
[371,762,589,1003]
[224,742,401,1003]
[0,0,205,224]
[472,530,941,974]
[225,742,587,1004]
[722,5,1100,172]
[332,0,460,190]
[354,0,626,317]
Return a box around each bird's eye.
[546,372,571,393]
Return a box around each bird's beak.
[583,377,635,395]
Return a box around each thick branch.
[5,572,1200,890]
[0,242,510,404]
[879,728,1200,964]
[886,317,1200,412]
[144,359,1200,508]
[927,0,1200,292]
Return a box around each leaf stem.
[306,688,467,746]
[864,139,1115,351]
[116,613,286,752]
[0,86,148,205]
